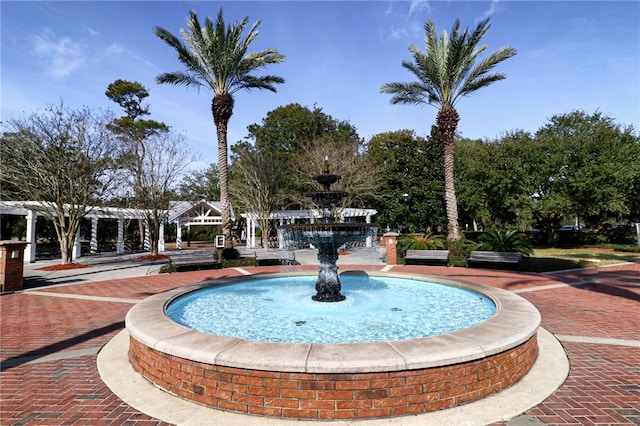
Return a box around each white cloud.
[84,25,100,37]
[386,1,426,43]
[408,0,431,17]
[477,0,501,23]
[93,42,158,75]
[31,29,86,78]
[389,20,423,42]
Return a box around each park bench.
[252,250,297,266]
[466,251,523,272]
[404,249,450,266]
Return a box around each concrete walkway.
[1,251,639,425]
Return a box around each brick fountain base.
[126,273,540,420]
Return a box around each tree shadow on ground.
[0,321,124,371]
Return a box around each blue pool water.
[165,275,496,344]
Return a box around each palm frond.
[155,8,285,98]
[475,229,533,256]
[382,17,515,109]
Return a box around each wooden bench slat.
[466,251,523,271]
[404,249,450,265]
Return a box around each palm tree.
[381,18,516,247]
[154,9,285,247]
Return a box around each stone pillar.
[0,241,28,292]
[383,232,399,265]
[24,210,37,263]
[90,217,99,255]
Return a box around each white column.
[144,224,150,251]
[90,217,98,255]
[635,222,640,248]
[366,214,373,248]
[245,216,251,248]
[246,216,254,249]
[176,220,182,250]
[278,216,285,249]
[117,217,125,254]
[24,210,37,263]
[72,227,82,259]
[158,222,165,252]
[251,216,257,248]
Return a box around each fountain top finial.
[314,157,340,191]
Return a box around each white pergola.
[0,201,149,262]
[0,199,231,262]
[242,208,377,249]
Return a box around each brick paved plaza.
[1,260,639,425]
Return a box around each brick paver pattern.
[1,262,639,425]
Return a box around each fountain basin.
[126,272,540,420]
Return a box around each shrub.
[220,247,240,260]
[397,233,446,255]
[473,229,534,256]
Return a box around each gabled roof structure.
[167,199,234,226]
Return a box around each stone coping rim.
[125,271,541,373]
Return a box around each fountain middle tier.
[278,222,377,249]
[279,222,378,302]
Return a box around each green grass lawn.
[524,247,640,272]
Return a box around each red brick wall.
[129,335,538,420]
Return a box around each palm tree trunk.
[437,105,461,243]
[212,95,234,248]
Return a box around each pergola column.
[144,224,150,251]
[72,227,82,259]
[158,222,165,252]
[366,214,372,248]
[24,210,37,263]
[117,217,125,254]
[278,217,285,249]
[90,217,99,255]
[246,215,256,249]
[176,220,182,250]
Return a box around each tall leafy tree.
[177,163,220,202]
[535,110,639,226]
[154,9,285,247]
[368,128,446,232]
[381,18,516,247]
[243,103,362,207]
[248,103,360,156]
[105,79,168,135]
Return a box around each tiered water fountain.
[278,158,377,302]
[123,159,542,421]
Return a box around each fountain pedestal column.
[313,245,346,302]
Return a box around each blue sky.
[2,1,639,169]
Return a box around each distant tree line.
[227,105,639,247]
